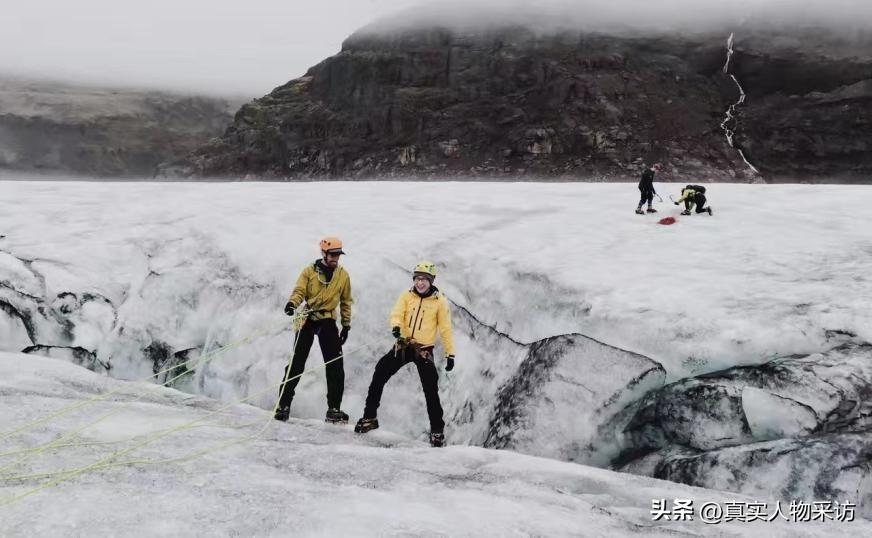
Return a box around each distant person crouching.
[674,185,713,216]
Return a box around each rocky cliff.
[0,78,238,178]
[191,20,872,182]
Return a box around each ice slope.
[1,180,870,509]
[618,341,872,517]
[1,352,868,537]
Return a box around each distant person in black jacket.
[636,163,662,215]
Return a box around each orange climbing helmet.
[320,236,345,255]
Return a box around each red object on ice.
[658,217,677,225]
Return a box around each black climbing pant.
[362,345,444,433]
[277,319,344,410]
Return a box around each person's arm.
[389,293,406,333]
[437,297,456,357]
[288,267,309,307]
[339,271,353,328]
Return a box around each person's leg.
[362,347,410,419]
[277,321,316,411]
[315,320,344,410]
[695,194,708,214]
[637,187,647,212]
[414,352,445,434]
[682,197,693,215]
[645,191,656,212]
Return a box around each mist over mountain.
[190,0,872,182]
[0,77,239,178]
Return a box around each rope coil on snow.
[0,308,380,508]
[0,309,311,473]
[0,341,376,507]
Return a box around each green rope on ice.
[0,418,263,460]
[0,309,308,442]
[0,418,270,482]
[0,341,366,507]
[0,309,310,474]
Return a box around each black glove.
[392,326,401,339]
[339,326,350,345]
[445,356,455,371]
[284,301,295,316]
[674,202,679,206]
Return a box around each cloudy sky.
[0,0,423,97]
[1,0,865,98]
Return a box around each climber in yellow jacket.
[355,261,455,447]
[674,184,713,216]
[275,237,353,424]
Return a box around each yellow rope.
[0,315,295,444]
[0,310,310,474]
[0,418,267,481]
[4,411,296,484]
[0,419,263,460]
[0,346,352,507]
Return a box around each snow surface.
[2,181,870,421]
[2,352,868,537]
[2,181,869,376]
[1,179,871,520]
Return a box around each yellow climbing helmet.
[413,261,437,279]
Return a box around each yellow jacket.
[676,188,700,204]
[288,261,352,327]
[389,288,455,357]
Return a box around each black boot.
[274,406,290,422]
[354,417,379,433]
[646,207,657,213]
[635,208,645,215]
[429,432,445,448]
[326,408,349,424]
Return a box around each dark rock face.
[192,24,872,182]
[731,32,872,182]
[0,79,238,178]
[617,343,872,515]
[193,28,746,181]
